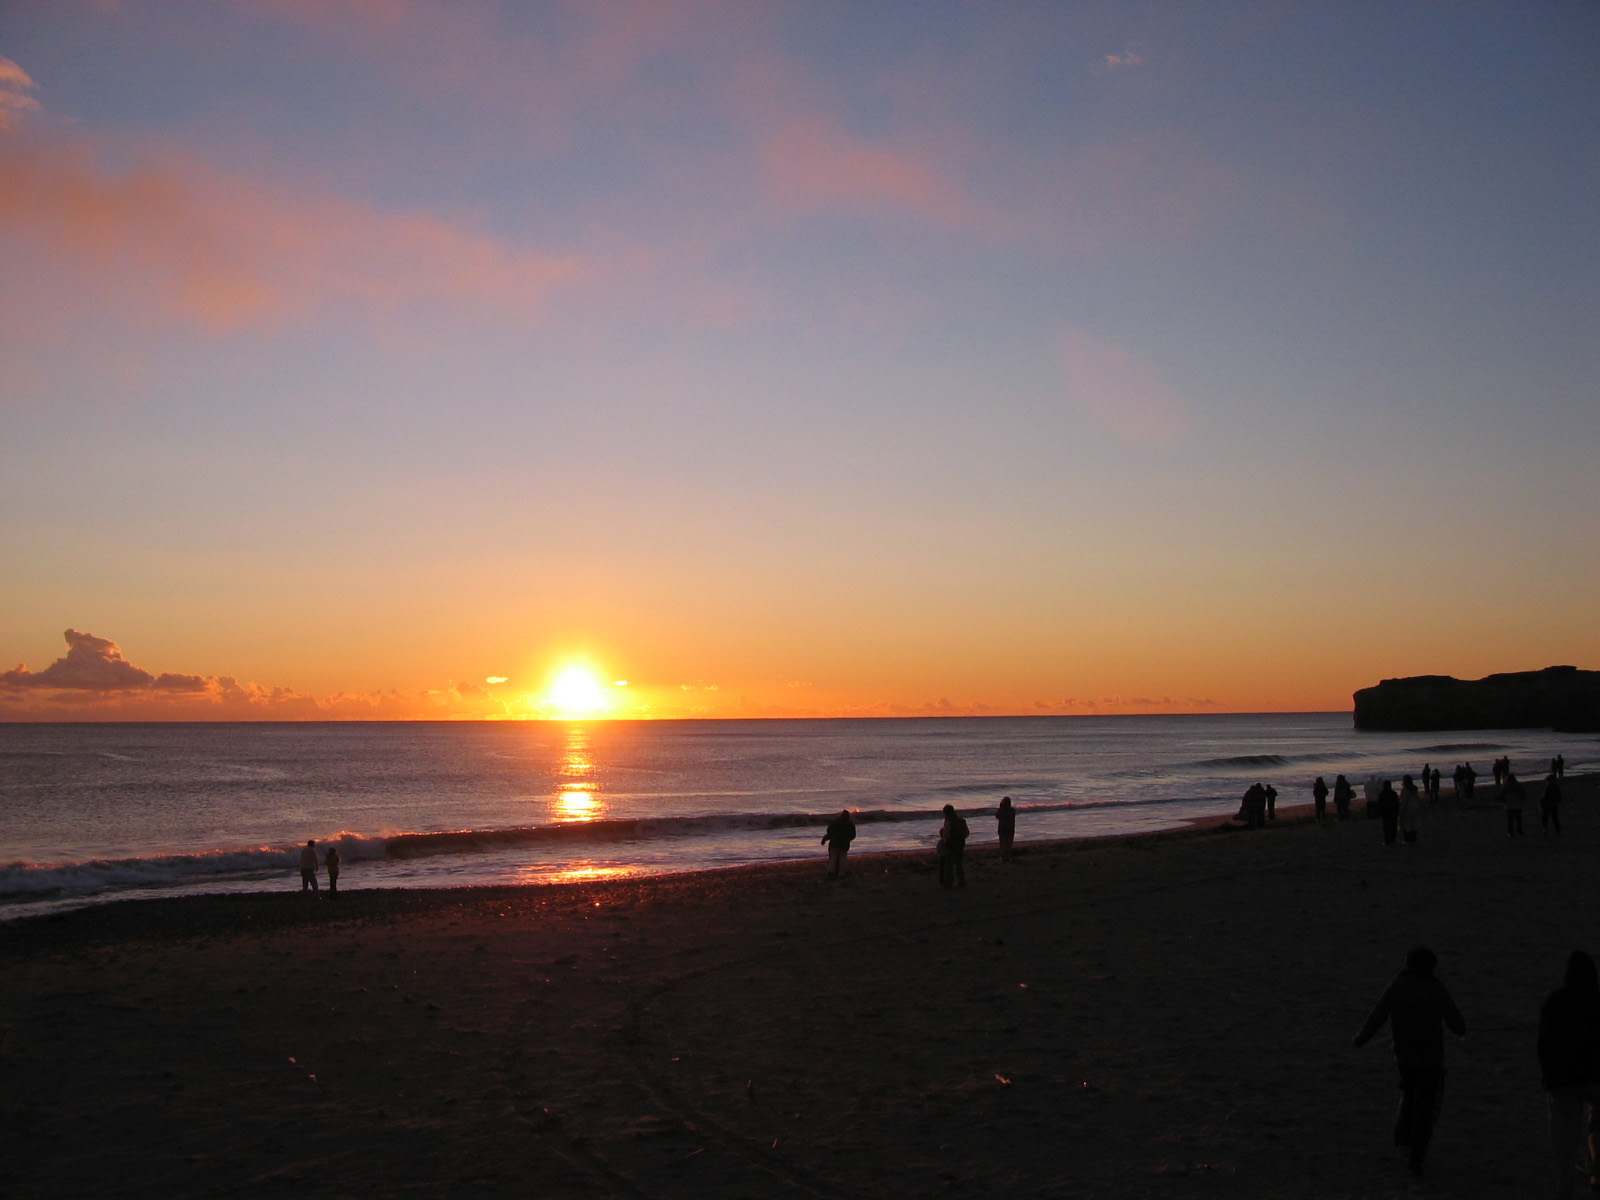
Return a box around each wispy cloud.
[0,130,588,334]
[1091,42,1146,75]
[1058,327,1188,445]
[760,115,974,228]
[0,58,40,132]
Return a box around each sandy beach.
[2,775,1595,1199]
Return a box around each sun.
[547,666,607,717]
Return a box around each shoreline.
[3,776,1593,1197]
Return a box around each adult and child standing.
[298,839,344,894]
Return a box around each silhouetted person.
[324,845,341,896]
[1313,776,1329,821]
[1264,783,1278,820]
[1493,756,1507,789]
[299,839,319,892]
[1400,776,1422,845]
[1543,775,1564,836]
[996,796,1016,862]
[1462,762,1477,799]
[1504,772,1527,836]
[937,804,969,888]
[1540,950,1600,1199]
[1429,766,1442,803]
[1378,780,1400,845]
[821,809,856,878]
[1334,774,1353,821]
[1556,754,1566,780]
[1239,783,1266,829]
[1353,945,1467,1177]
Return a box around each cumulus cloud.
[1057,327,1188,445]
[0,58,40,132]
[0,629,206,692]
[0,629,521,720]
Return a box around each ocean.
[2,714,1593,919]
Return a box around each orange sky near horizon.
[1,3,1596,722]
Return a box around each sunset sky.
[1,1,1596,720]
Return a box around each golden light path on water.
[554,722,602,822]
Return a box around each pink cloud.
[0,131,587,333]
[0,58,40,132]
[1057,328,1188,445]
[761,116,974,227]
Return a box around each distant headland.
[1353,665,1600,732]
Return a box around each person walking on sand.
[1539,950,1600,1199]
[1399,776,1423,845]
[1504,772,1527,836]
[1378,780,1400,845]
[299,839,319,892]
[821,809,856,878]
[937,804,969,889]
[1353,945,1467,1177]
[1313,776,1329,821]
[324,844,341,896]
[996,796,1017,862]
[1542,774,1564,836]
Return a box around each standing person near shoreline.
[1504,772,1527,836]
[937,804,969,889]
[1539,950,1600,1199]
[324,844,341,896]
[821,809,856,878]
[1556,754,1566,780]
[1378,781,1400,845]
[1334,774,1354,821]
[1264,783,1278,821]
[1312,776,1329,821]
[1353,945,1467,1177]
[1429,766,1442,803]
[995,796,1016,863]
[1399,776,1422,845]
[1462,762,1477,799]
[299,839,319,892]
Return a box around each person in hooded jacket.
[1540,950,1600,1198]
[1353,945,1467,1177]
[821,810,856,878]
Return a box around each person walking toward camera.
[1353,945,1467,1177]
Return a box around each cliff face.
[1352,666,1600,732]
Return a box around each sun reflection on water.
[554,723,604,822]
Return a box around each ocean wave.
[1193,753,1291,768]
[1409,743,1505,754]
[0,796,1230,903]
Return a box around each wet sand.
[2,775,1594,1198]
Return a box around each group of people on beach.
[1355,943,1600,1194]
[819,795,1018,885]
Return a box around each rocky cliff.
[1352,666,1600,732]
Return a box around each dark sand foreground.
[3,777,1597,1199]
